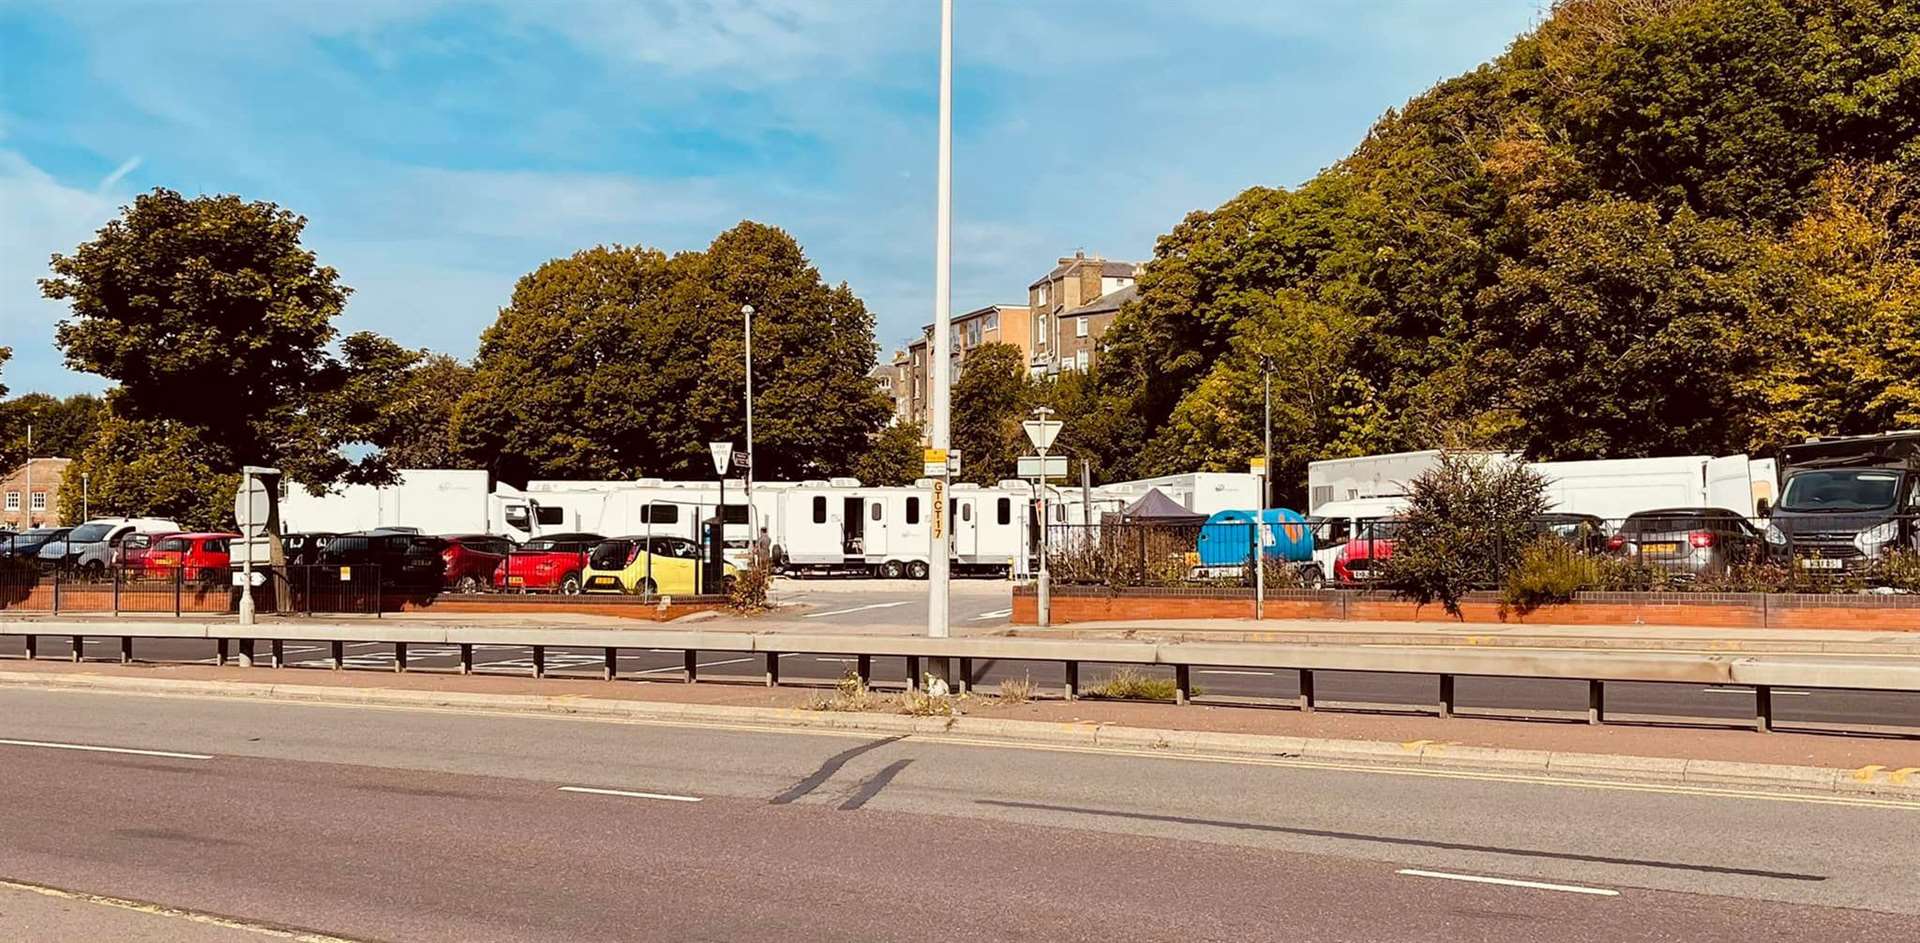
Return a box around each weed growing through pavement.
[807,670,881,712]
[1085,667,1181,702]
[994,673,1035,705]
[899,690,957,717]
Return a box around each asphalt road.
[3,633,1918,733]
[0,687,1913,942]
[768,575,1016,629]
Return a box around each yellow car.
[582,535,738,596]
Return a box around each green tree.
[950,343,1029,485]
[56,416,235,531]
[1381,452,1552,618]
[325,333,476,472]
[454,222,891,483]
[0,346,9,399]
[853,420,925,487]
[0,392,106,471]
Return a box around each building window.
[4,492,17,511]
[30,492,47,511]
[985,312,998,330]
[1077,350,1090,370]
[1076,317,1089,338]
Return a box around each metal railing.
[0,564,384,616]
[2,622,1916,736]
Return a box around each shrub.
[1381,452,1551,618]
[1869,551,1920,593]
[899,690,957,717]
[1085,667,1181,701]
[1500,538,1600,615]
[728,555,773,611]
[807,671,880,713]
[1693,562,1830,595]
[994,673,1035,705]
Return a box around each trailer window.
[812,497,827,524]
[641,504,679,525]
[535,507,565,526]
[997,498,1010,525]
[906,497,921,525]
[961,503,972,522]
[721,505,749,524]
[870,503,882,522]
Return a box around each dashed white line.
[559,785,702,803]
[803,601,913,619]
[970,608,1014,620]
[1396,869,1619,897]
[0,738,213,760]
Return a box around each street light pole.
[927,0,954,645]
[742,303,755,500]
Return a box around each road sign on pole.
[1022,418,1062,452]
[923,448,949,478]
[234,465,280,627]
[709,442,734,475]
[1017,455,1068,479]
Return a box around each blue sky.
[1,1,1541,396]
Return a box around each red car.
[144,533,238,584]
[493,532,603,594]
[1333,520,1403,585]
[114,531,181,573]
[440,534,516,594]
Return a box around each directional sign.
[923,448,949,478]
[735,450,751,470]
[227,537,276,566]
[709,442,734,475]
[1022,420,1062,452]
[1018,455,1068,479]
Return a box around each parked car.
[37,517,182,574]
[1333,519,1403,585]
[493,532,603,595]
[113,531,180,572]
[282,532,341,566]
[1532,513,1611,553]
[4,527,70,560]
[315,530,447,590]
[440,534,514,594]
[143,533,238,584]
[1606,508,1763,579]
[1765,432,1920,574]
[583,535,737,596]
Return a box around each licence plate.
[507,576,525,586]
[1798,558,1844,570]
[589,577,617,587]
[1638,542,1680,554]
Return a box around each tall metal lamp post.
[741,303,755,500]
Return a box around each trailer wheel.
[881,560,905,580]
[905,560,930,580]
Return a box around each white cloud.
[0,151,119,395]
[95,155,142,192]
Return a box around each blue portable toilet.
[1197,508,1315,566]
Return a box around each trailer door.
[865,497,888,559]
[954,498,979,557]
[1705,456,1756,516]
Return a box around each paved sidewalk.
[1012,618,1920,654]
[4,658,1916,774]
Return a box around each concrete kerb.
[3,669,1911,801]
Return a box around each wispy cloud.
[95,155,141,192]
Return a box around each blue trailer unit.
[1196,509,1315,566]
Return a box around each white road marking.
[970,608,1014,620]
[803,601,913,619]
[0,737,213,760]
[1396,869,1619,897]
[0,878,366,942]
[1197,669,1273,676]
[559,785,702,803]
[1704,687,1809,696]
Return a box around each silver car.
[1606,508,1764,579]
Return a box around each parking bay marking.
[1397,869,1619,897]
[559,785,702,803]
[804,601,913,619]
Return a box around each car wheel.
[906,560,930,580]
[721,576,737,596]
[560,573,582,595]
[1300,565,1326,590]
[881,560,905,580]
[83,561,105,578]
[454,576,481,594]
[638,578,658,596]
[198,568,221,586]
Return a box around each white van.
[38,516,182,574]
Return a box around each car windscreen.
[589,540,632,569]
[67,523,114,542]
[1779,469,1902,512]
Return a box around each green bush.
[728,555,773,611]
[1500,538,1600,615]
[1868,551,1920,593]
[1381,452,1550,618]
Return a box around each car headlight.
[1856,521,1899,555]
[1764,524,1787,546]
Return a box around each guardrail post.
[905,656,921,691]
[394,642,408,673]
[1437,674,1455,719]
[70,635,83,663]
[603,647,617,681]
[51,573,60,615]
[1587,680,1605,725]
[173,567,181,618]
[1298,669,1315,712]
[1175,664,1191,706]
[1755,685,1774,733]
[459,643,473,675]
[24,634,36,660]
[683,650,697,683]
[764,652,780,687]
[956,657,972,695]
[1064,660,1078,701]
[237,639,255,669]
[270,639,284,669]
[112,566,120,616]
[855,654,871,687]
[216,638,229,667]
[330,640,344,670]
[120,636,132,664]
[531,645,545,679]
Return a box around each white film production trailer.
[771,479,1025,579]
[1307,451,1779,521]
[1052,471,1263,527]
[278,469,502,535]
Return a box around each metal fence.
[1043,514,1920,593]
[0,563,385,615]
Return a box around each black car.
[314,530,447,589]
[4,527,71,559]
[282,532,342,566]
[1531,513,1610,553]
